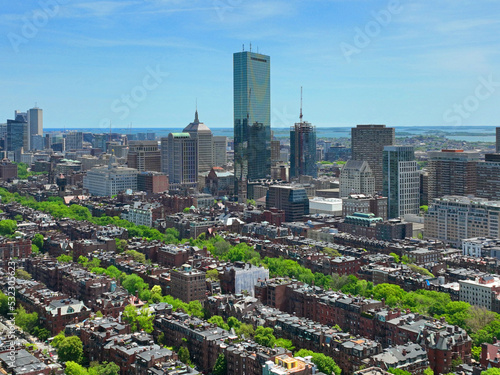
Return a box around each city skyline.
[1,1,499,129]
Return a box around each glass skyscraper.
[383,146,420,219]
[233,50,271,200]
[290,121,317,179]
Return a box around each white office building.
[84,158,138,196]
[459,276,500,310]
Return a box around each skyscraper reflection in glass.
[233,50,271,200]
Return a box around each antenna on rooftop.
[249,42,252,52]
[242,44,244,51]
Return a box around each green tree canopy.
[32,233,44,249]
[482,368,500,374]
[65,361,88,375]
[208,315,229,331]
[122,274,148,295]
[57,254,73,263]
[212,353,227,375]
[295,349,341,375]
[254,326,276,348]
[0,220,17,236]
[388,369,412,375]
[323,247,341,257]
[57,336,84,364]
[178,346,190,364]
[15,306,38,334]
[206,269,219,281]
[372,284,406,307]
[15,269,32,280]
[389,252,400,263]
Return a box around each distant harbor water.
[45,126,497,142]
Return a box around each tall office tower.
[497,128,500,153]
[0,123,6,141]
[271,139,280,165]
[476,154,500,200]
[127,140,161,172]
[427,150,479,202]
[213,136,228,167]
[27,107,43,138]
[234,50,271,201]
[7,115,29,153]
[339,160,376,197]
[383,146,420,219]
[162,133,198,190]
[65,131,83,151]
[351,125,395,191]
[183,110,213,172]
[290,103,317,179]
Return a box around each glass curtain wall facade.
[290,121,317,178]
[383,146,420,219]
[234,51,271,200]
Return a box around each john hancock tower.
[233,49,271,201]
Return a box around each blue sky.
[1,0,499,130]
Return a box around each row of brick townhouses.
[24,258,131,319]
[252,279,471,374]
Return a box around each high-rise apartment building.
[351,125,395,191]
[161,133,198,190]
[427,150,479,202]
[65,131,83,151]
[213,136,227,167]
[127,140,161,172]
[383,146,420,219]
[234,50,271,201]
[290,120,317,179]
[183,110,213,172]
[425,196,500,247]
[339,160,376,198]
[476,154,500,201]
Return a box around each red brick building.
[0,238,31,261]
